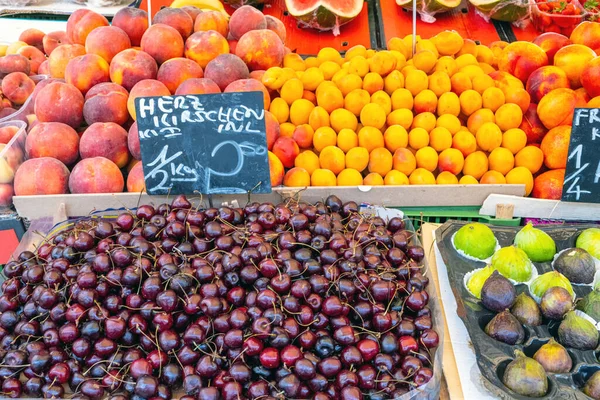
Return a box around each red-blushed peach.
[228,6,266,40]
[283,167,310,187]
[272,136,299,168]
[292,124,314,149]
[128,121,141,160]
[16,46,46,74]
[153,7,194,40]
[204,53,249,91]
[0,183,13,206]
[79,122,130,167]
[532,32,572,64]
[182,6,202,21]
[249,70,265,81]
[519,103,547,144]
[34,81,84,128]
[193,11,229,37]
[525,66,570,104]
[141,24,184,65]
[65,54,110,95]
[570,21,600,54]
[582,56,600,98]
[0,109,17,120]
[497,41,549,83]
[185,30,229,69]
[42,31,70,56]
[268,150,283,187]
[109,49,158,91]
[553,44,597,88]
[236,30,285,71]
[85,26,131,64]
[228,39,238,55]
[19,29,45,52]
[537,87,588,129]
[83,82,129,126]
[14,157,70,195]
[127,79,171,120]
[265,15,286,43]
[1,72,35,105]
[66,9,109,45]
[69,157,124,193]
[127,161,145,192]
[224,78,271,108]
[589,96,600,107]
[25,122,79,165]
[5,41,28,55]
[48,44,86,79]
[157,57,204,94]
[0,126,19,144]
[0,54,30,76]
[575,87,590,104]
[0,143,24,183]
[112,7,148,47]
[38,60,49,75]
[175,78,221,95]
[264,110,280,150]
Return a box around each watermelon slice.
[395,0,461,22]
[285,0,364,35]
[468,0,529,22]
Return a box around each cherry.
[259,347,280,369]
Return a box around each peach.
[48,44,86,79]
[204,53,249,91]
[589,96,600,107]
[25,122,79,165]
[265,110,280,150]
[582,56,600,98]
[175,78,221,95]
[292,124,314,149]
[265,15,286,43]
[14,157,70,195]
[83,82,129,126]
[0,54,30,76]
[228,39,238,55]
[249,70,265,81]
[65,54,110,95]
[532,32,572,64]
[19,28,45,52]
[537,88,587,129]
[38,60,49,75]
[79,122,130,167]
[0,143,24,183]
[127,161,145,192]
[519,104,548,144]
[157,57,204,94]
[6,41,28,55]
[554,44,597,88]
[141,24,184,65]
[85,26,131,63]
[224,78,271,108]
[109,49,158,91]
[0,126,19,144]
[42,31,70,56]
[532,169,565,200]
[575,87,590,104]
[272,136,299,168]
[182,6,202,21]
[112,7,148,47]
[128,121,141,160]
[0,109,16,120]
[284,167,310,187]
[194,11,229,37]
[153,7,194,40]
[16,46,46,74]
[1,72,35,105]
[236,30,284,71]
[497,41,549,83]
[34,82,84,128]
[268,150,283,187]
[229,6,267,40]
[0,183,13,206]
[127,79,170,120]
[525,66,570,104]
[184,30,229,69]
[69,157,124,193]
[66,9,109,45]
[570,21,600,54]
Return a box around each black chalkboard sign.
[562,108,600,203]
[135,92,271,195]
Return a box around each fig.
[533,338,572,373]
[485,310,525,345]
[530,271,574,302]
[453,222,497,260]
[584,370,600,400]
[514,223,556,262]
[481,271,516,312]
[511,293,542,326]
[576,228,600,260]
[558,311,599,350]
[491,246,534,283]
[466,265,495,299]
[554,247,596,284]
[502,350,548,397]
[540,286,573,320]
[578,288,600,322]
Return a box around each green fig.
[453,222,497,260]
[485,310,525,345]
[554,247,596,284]
[584,370,600,400]
[502,350,548,397]
[540,286,573,320]
[558,311,599,350]
[466,265,496,299]
[491,246,534,282]
[533,338,572,373]
[481,271,516,312]
[578,288,600,322]
[576,228,600,260]
[511,293,542,326]
[514,223,556,262]
[530,271,575,301]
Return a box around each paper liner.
[463,266,490,299]
[451,231,500,264]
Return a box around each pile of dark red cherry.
[0,195,438,400]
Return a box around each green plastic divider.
[398,206,522,230]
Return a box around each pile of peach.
[0,4,287,205]
[263,23,600,199]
